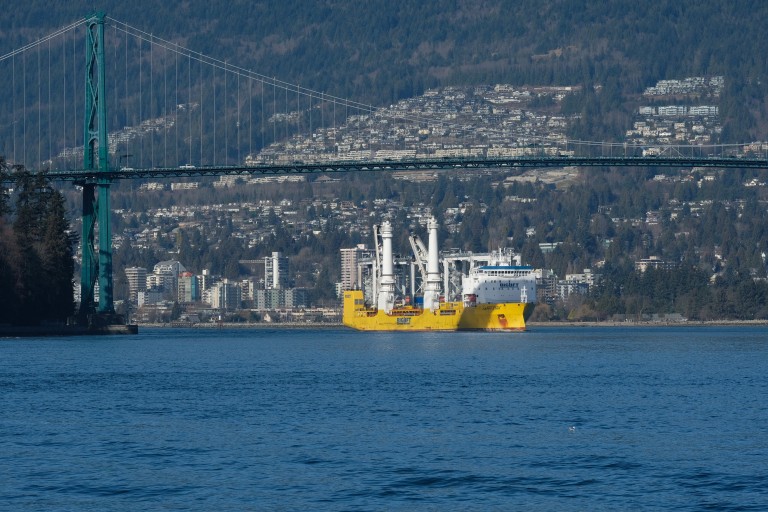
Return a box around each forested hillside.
[2,1,768,139]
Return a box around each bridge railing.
[5,153,768,184]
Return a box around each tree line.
[0,160,76,325]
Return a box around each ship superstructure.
[462,264,536,306]
[343,217,536,331]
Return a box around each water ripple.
[1,327,767,510]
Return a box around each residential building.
[198,269,216,292]
[265,252,289,289]
[177,272,199,303]
[254,288,308,309]
[207,279,242,310]
[240,278,257,302]
[138,289,164,307]
[149,260,186,299]
[557,281,590,300]
[125,266,147,304]
[635,256,675,272]
[565,269,599,287]
[340,244,369,290]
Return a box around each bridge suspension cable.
[2,15,767,174]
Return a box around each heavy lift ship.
[342,217,536,332]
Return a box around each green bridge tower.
[78,12,117,325]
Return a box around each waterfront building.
[254,288,308,309]
[125,267,147,304]
[138,289,164,307]
[557,280,590,300]
[284,288,308,308]
[208,279,242,310]
[177,272,200,303]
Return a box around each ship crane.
[370,224,381,303]
[408,233,429,295]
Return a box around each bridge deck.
[6,156,768,182]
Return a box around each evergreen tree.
[0,223,17,325]
[0,158,10,218]
[11,172,45,324]
[3,170,76,325]
[40,191,76,322]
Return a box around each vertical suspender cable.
[12,55,15,163]
[139,38,143,166]
[237,72,240,165]
[200,58,203,165]
[333,97,336,145]
[38,43,41,167]
[150,35,154,167]
[62,37,65,167]
[296,84,300,140]
[224,61,228,165]
[212,61,216,165]
[309,91,312,156]
[274,78,278,146]
[284,86,288,142]
[164,45,168,167]
[113,23,117,167]
[249,76,252,160]
[23,51,26,166]
[73,26,79,163]
[48,38,51,167]
[139,38,144,166]
[188,52,192,165]
[125,26,128,167]
[74,32,78,156]
[175,44,178,166]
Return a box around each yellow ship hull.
[342,290,533,331]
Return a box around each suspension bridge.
[1,13,767,326]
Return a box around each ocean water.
[1,326,767,511]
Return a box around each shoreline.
[5,320,764,336]
[0,324,138,337]
[135,319,768,329]
[139,322,343,329]
[528,320,768,327]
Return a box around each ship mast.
[377,220,396,312]
[423,217,442,311]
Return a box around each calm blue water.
[1,326,767,510]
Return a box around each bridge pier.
[78,183,97,321]
[97,179,113,313]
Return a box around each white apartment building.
[207,279,242,310]
[340,245,369,290]
[265,252,289,289]
[125,266,147,304]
